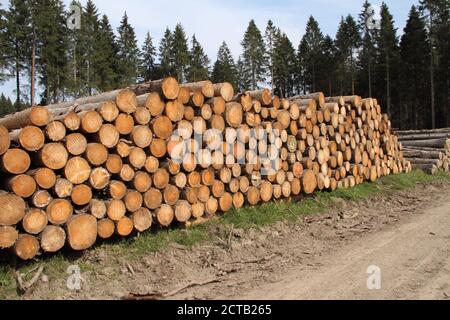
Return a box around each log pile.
[0,77,410,260]
[394,128,450,174]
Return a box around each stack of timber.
[0,77,410,260]
[394,128,450,174]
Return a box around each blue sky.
[0,0,418,100]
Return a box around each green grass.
[0,170,449,298]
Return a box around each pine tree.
[212,42,237,88]
[95,15,119,92]
[376,2,400,118]
[300,16,324,92]
[6,0,32,107]
[117,12,140,86]
[272,33,296,98]
[264,20,278,90]
[241,19,267,90]
[400,6,430,129]
[32,0,69,104]
[159,28,174,77]
[171,23,190,83]
[141,31,157,81]
[186,35,210,82]
[358,0,377,98]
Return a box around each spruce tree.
[95,15,119,92]
[335,16,361,95]
[335,17,350,95]
[141,31,157,81]
[420,0,450,128]
[358,0,377,98]
[376,3,400,117]
[117,12,140,86]
[400,6,430,129]
[211,42,237,87]
[32,0,69,104]
[186,35,210,82]
[345,15,361,95]
[273,33,296,98]
[80,0,100,95]
[159,28,174,77]
[264,20,278,90]
[241,19,267,90]
[66,0,82,97]
[171,23,189,83]
[296,37,309,95]
[6,0,32,107]
[319,35,337,96]
[0,93,15,116]
[419,0,437,128]
[0,3,9,82]
[300,16,324,92]
[433,0,449,127]
[235,56,251,92]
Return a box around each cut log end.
[67,214,97,251]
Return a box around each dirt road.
[7,180,450,300]
[236,198,450,300]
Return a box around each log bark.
[401,138,448,149]
[0,125,10,155]
[213,83,234,102]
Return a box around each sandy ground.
[8,180,450,300]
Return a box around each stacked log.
[0,76,410,260]
[394,128,450,174]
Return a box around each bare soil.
[9,180,450,300]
